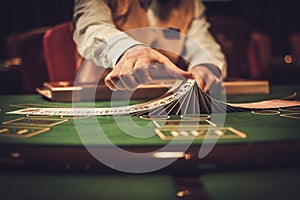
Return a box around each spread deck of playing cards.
[7,79,300,117]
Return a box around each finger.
[106,69,127,90]
[119,56,156,89]
[181,71,194,79]
[196,77,206,91]
[203,77,212,93]
[203,84,209,93]
[119,73,139,90]
[104,75,117,91]
[111,76,127,90]
[133,59,153,84]
[111,56,137,90]
[118,57,141,90]
[160,59,193,80]
[192,71,206,91]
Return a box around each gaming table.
[0,168,300,200]
[0,84,300,199]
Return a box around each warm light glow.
[184,153,191,160]
[58,81,71,86]
[11,152,20,158]
[176,190,190,197]
[4,57,22,67]
[153,152,185,158]
[284,55,294,64]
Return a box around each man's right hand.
[104,45,193,91]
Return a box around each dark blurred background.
[0,0,299,94]
[0,0,74,59]
[1,0,300,58]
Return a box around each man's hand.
[104,45,193,90]
[190,65,224,94]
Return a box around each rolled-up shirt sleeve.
[186,0,228,78]
[73,0,143,68]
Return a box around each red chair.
[5,26,50,93]
[43,21,110,84]
[208,16,272,79]
[43,19,272,82]
[289,32,300,58]
[43,22,78,82]
[247,32,272,79]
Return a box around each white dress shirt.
[73,0,227,78]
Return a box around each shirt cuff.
[106,33,144,68]
[88,32,144,68]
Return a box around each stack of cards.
[136,79,244,117]
[7,79,300,117]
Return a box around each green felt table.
[0,168,300,200]
[0,85,300,146]
[0,85,300,199]
[0,85,300,172]
[0,110,299,146]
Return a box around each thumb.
[164,63,194,80]
[179,70,193,79]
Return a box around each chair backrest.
[43,22,77,82]
[247,31,272,79]
[289,32,300,58]
[43,19,272,82]
[6,26,50,93]
[208,16,272,79]
[208,16,252,78]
